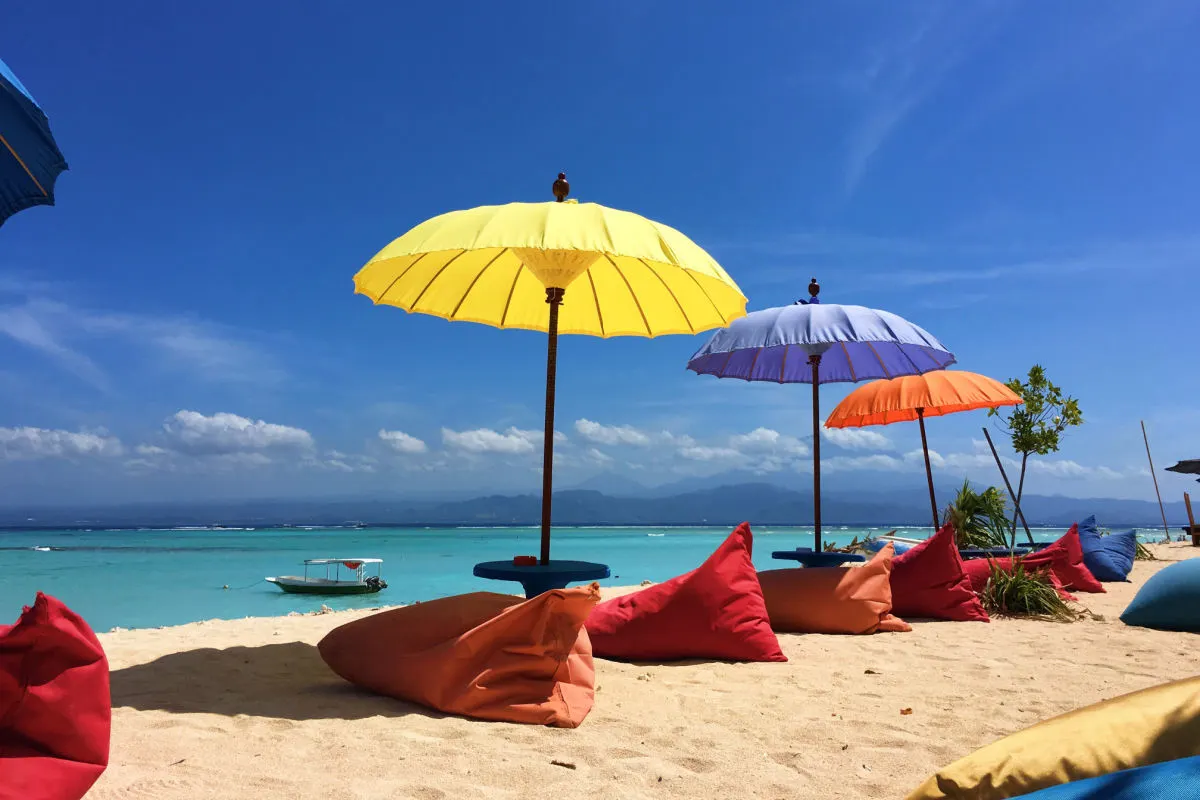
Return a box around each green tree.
[988,365,1084,547]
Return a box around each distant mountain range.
[0,479,1186,530]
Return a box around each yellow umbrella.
[354,174,746,563]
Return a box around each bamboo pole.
[1141,421,1171,543]
[982,428,1035,545]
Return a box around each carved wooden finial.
[808,277,820,299]
[552,172,570,202]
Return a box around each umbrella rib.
[745,346,764,380]
[376,252,430,305]
[409,250,468,312]
[678,267,727,323]
[449,249,507,319]
[0,134,48,196]
[865,341,892,378]
[498,250,522,327]
[605,255,652,336]
[585,269,605,336]
[714,349,736,377]
[895,340,924,376]
[636,257,695,332]
[841,341,857,381]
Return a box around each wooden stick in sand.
[1141,420,1172,543]
[1185,492,1198,547]
[982,428,1034,546]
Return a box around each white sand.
[90,544,1200,800]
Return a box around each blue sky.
[2,1,1198,506]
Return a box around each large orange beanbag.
[759,544,912,634]
[585,523,786,662]
[318,585,598,728]
[1,593,111,800]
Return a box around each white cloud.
[0,426,123,460]
[822,427,893,451]
[729,427,809,456]
[444,429,532,453]
[574,419,651,446]
[377,429,428,454]
[824,454,907,472]
[161,410,314,456]
[584,447,613,465]
[0,290,285,389]
[678,444,742,462]
[441,426,546,455]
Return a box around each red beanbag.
[0,593,111,800]
[758,544,912,634]
[891,523,990,622]
[1044,524,1105,593]
[962,553,1078,601]
[319,585,598,727]
[585,522,786,662]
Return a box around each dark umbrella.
[1,56,67,227]
[1166,459,1200,483]
[687,279,955,550]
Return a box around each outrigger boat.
[266,558,387,595]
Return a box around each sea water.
[0,524,1113,631]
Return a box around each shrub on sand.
[979,559,1079,621]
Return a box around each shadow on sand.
[109,641,444,721]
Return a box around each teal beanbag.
[1120,559,1200,632]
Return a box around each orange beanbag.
[759,544,912,634]
[318,585,598,727]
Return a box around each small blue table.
[770,548,866,568]
[958,546,1031,560]
[472,560,611,598]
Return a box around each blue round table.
[472,560,611,598]
[958,546,1028,560]
[770,549,866,568]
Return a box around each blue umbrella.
[1,56,67,227]
[687,279,955,549]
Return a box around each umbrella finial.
[808,277,820,303]
[552,173,570,202]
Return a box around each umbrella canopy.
[355,194,745,337]
[1,57,67,227]
[1166,459,1200,482]
[687,279,954,549]
[355,174,746,563]
[826,371,1024,528]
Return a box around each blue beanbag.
[1077,515,1136,582]
[862,538,912,555]
[1120,559,1200,632]
[1012,755,1200,798]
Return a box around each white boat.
[266,558,387,595]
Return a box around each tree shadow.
[109,642,445,722]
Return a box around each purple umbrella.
[687,279,955,549]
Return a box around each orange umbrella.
[825,371,1023,528]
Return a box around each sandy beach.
[90,544,1199,800]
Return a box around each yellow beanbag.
[906,675,1200,799]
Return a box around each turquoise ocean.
[3,524,1156,632]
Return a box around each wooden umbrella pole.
[982,428,1035,546]
[540,287,565,564]
[1141,420,1171,543]
[917,409,939,530]
[810,355,822,551]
